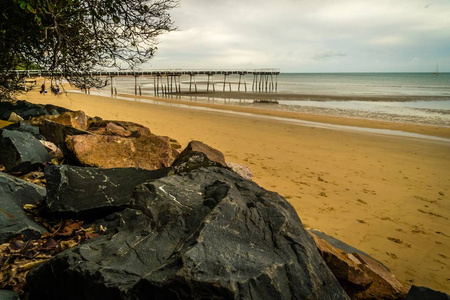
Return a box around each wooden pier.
[19,69,280,96]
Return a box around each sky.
[143,0,450,73]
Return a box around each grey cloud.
[144,0,450,72]
[313,50,347,60]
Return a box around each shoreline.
[113,92,450,139]
[22,88,450,293]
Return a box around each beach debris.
[171,140,227,173]
[18,171,46,187]
[0,129,51,173]
[253,99,279,104]
[0,218,102,295]
[309,229,408,300]
[25,167,349,299]
[226,161,253,180]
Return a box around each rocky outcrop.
[171,140,227,173]
[3,122,43,140]
[26,167,349,299]
[309,229,408,300]
[44,165,171,219]
[406,285,450,299]
[34,119,90,151]
[0,129,51,173]
[65,133,179,170]
[0,100,48,120]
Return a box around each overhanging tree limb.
[0,0,178,98]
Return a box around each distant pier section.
[19,69,280,95]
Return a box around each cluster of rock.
[0,99,448,300]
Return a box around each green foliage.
[0,0,178,98]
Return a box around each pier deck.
[19,69,280,95]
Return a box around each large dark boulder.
[26,167,349,300]
[0,172,46,206]
[406,286,450,300]
[0,129,51,172]
[44,165,172,219]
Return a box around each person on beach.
[40,83,45,95]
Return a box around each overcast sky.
[144,0,450,73]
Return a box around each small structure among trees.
[0,0,178,98]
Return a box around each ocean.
[104,72,450,127]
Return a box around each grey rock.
[406,286,450,300]
[44,165,172,220]
[0,129,51,172]
[0,187,47,243]
[3,121,43,140]
[0,100,48,120]
[27,167,348,300]
[0,172,46,206]
[0,290,20,300]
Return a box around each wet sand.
[22,88,450,293]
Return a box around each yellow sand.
[22,88,450,293]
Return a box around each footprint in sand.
[387,237,411,248]
[386,252,398,260]
[357,199,367,205]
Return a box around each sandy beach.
[22,88,450,293]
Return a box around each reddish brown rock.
[33,110,89,130]
[171,140,227,173]
[310,232,373,294]
[352,253,408,300]
[35,119,90,150]
[88,120,151,137]
[309,229,408,300]
[65,133,179,170]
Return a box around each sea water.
[108,73,450,126]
